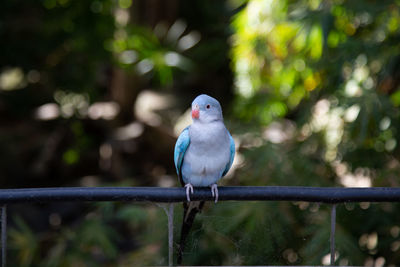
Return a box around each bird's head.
[191,94,223,123]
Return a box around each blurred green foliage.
[225,0,400,265]
[1,0,400,266]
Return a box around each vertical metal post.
[159,203,174,266]
[330,204,336,266]
[167,203,174,267]
[1,205,6,267]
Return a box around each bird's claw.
[185,183,194,202]
[211,184,219,203]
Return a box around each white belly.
[182,150,229,186]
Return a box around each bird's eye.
[206,104,211,109]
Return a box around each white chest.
[184,122,230,177]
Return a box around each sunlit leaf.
[308,25,323,60]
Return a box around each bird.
[174,94,235,264]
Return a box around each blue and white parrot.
[174,94,235,264]
[174,94,235,202]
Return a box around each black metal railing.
[1,186,400,266]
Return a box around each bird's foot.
[185,183,194,202]
[210,184,219,203]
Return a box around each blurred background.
[1,0,400,265]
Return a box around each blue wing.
[222,133,235,177]
[174,126,190,184]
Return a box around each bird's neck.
[190,120,226,141]
[193,118,222,125]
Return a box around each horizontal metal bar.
[0,186,399,204]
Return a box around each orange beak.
[191,108,199,119]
